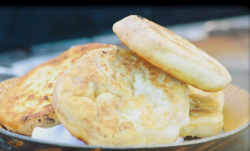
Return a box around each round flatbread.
[112,15,232,92]
[0,43,116,136]
[52,46,190,146]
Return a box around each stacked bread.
[0,15,231,146]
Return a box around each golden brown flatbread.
[52,46,190,146]
[113,15,232,92]
[180,85,224,138]
[0,43,116,136]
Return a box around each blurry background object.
[0,5,249,91]
[0,5,248,51]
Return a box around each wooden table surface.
[193,32,249,151]
[196,31,250,151]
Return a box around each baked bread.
[0,43,116,136]
[180,85,224,138]
[112,15,232,92]
[52,46,190,146]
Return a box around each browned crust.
[0,43,116,136]
[52,46,190,145]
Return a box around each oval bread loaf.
[112,15,232,92]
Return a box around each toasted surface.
[113,15,232,92]
[52,46,190,146]
[0,43,116,136]
[180,85,224,138]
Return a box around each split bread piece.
[180,85,224,138]
[0,43,116,136]
[113,15,232,92]
[52,46,190,146]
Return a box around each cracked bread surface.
[52,46,190,146]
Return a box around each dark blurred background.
[0,5,249,52]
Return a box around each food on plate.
[52,46,190,146]
[112,15,232,92]
[0,43,116,136]
[180,85,224,138]
[0,14,232,147]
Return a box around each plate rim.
[0,122,248,149]
[0,77,249,149]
